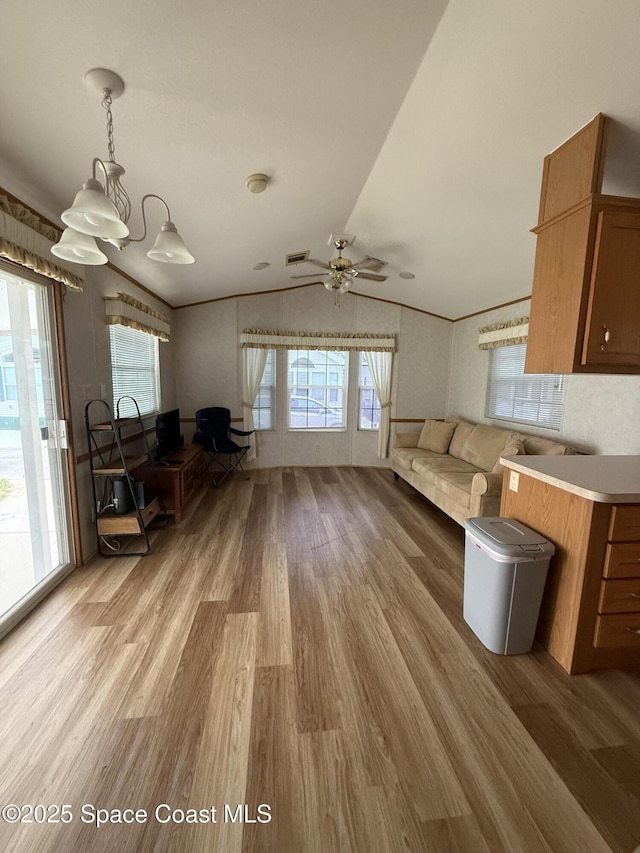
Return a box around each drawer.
[608,504,640,542]
[598,578,640,614]
[593,613,640,648]
[603,542,640,578]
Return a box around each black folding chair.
[194,407,254,486]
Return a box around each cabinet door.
[582,210,640,367]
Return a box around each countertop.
[498,454,640,503]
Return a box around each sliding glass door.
[0,266,72,625]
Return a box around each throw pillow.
[492,437,525,473]
[417,419,456,454]
[448,419,475,458]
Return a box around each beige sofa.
[392,417,576,526]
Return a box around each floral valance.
[478,316,529,350]
[0,194,83,291]
[104,292,171,342]
[241,328,396,352]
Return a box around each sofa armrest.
[394,431,421,449]
[471,471,504,497]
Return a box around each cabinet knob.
[599,324,611,351]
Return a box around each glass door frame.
[0,259,80,639]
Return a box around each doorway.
[0,266,73,626]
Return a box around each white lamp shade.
[61,178,129,240]
[51,227,108,265]
[146,221,195,264]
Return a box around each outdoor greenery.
[0,478,11,502]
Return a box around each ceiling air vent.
[285,250,310,266]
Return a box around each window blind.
[109,324,160,417]
[486,343,565,430]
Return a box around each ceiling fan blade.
[353,272,387,282]
[290,272,330,280]
[353,255,386,272]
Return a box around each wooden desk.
[136,443,204,523]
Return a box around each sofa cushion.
[447,419,475,459]
[459,424,520,472]
[417,419,456,453]
[392,447,440,473]
[432,472,474,510]
[522,435,577,456]
[492,436,525,473]
[412,455,482,486]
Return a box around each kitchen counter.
[499,454,640,503]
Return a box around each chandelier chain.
[101,89,116,163]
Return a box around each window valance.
[241,328,396,352]
[0,194,84,291]
[104,292,171,342]
[478,316,529,350]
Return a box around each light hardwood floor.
[0,467,639,852]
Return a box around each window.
[287,349,347,429]
[253,348,275,430]
[486,343,565,430]
[109,324,160,417]
[358,352,381,430]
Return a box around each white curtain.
[242,347,268,461]
[364,350,393,458]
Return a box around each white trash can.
[463,517,555,655]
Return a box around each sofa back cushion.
[459,424,520,472]
[492,436,525,473]
[522,435,577,456]
[417,419,456,453]
[447,419,476,459]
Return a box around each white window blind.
[486,343,565,430]
[253,348,275,430]
[109,324,160,417]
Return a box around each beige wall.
[63,265,176,562]
[447,299,640,454]
[173,284,452,468]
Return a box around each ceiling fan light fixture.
[146,221,195,264]
[51,227,108,265]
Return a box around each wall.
[173,284,452,468]
[63,265,176,562]
[447,299,640,454]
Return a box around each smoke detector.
[246,173,270,193]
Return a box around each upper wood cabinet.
[525,114,640,374]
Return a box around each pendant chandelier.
[52,68,194,267]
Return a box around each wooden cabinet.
[500,465,640,673]
[135,443,204,523]
[593,504,640,650]
[525,113,640,375]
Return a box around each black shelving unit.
[85,396,164,557]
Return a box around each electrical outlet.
[314,442,320,453]
[100,384,107,398]
[82,383,93,400]
[509,470,519,492]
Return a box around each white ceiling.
[3,0,640,318]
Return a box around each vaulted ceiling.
[3,0,640,318]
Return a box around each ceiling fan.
[290,237,387,302]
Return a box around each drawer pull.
[625,628,640,636]
[631,593,640,599]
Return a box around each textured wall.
[63,265,176,560]
[173,284,452,468]
[447,299,640,454]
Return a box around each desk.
[500,455,640,673]
[136,443,204,523]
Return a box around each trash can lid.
[464,517,554,558]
